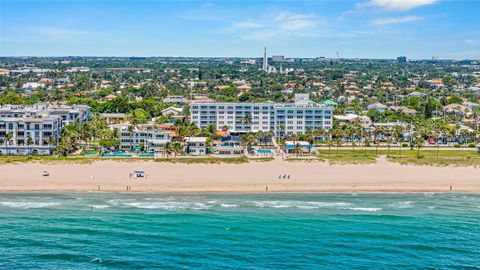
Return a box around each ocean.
[1,193,479,269]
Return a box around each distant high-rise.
[262,44,268,71]
[397,56,407,63]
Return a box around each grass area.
[154,156,274,164]
[316,147,480,167]
[0,155,98,164]
[0,155,274,165]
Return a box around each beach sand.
[1,158,479,193]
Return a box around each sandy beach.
[0,158,479,193]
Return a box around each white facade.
[119,127,171,152]
[0,103,91,155]
[185,137,208,156]
[190,95,333,137]
[0,116,62,155]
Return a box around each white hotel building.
[190,94,333,137]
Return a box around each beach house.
[184,137,208,156]
[118,125,172,152]
[216,135,243,156]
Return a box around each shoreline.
[1,158,479,193]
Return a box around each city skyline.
[1,0,480,59]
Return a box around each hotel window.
[297,116,303,119]
[254,106,259,110]
[219,106,224,109]
[287,115,293,119]
[287,110,294,114]
[297,121,303,125]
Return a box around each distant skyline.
[1,0,479,59]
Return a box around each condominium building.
[0,103,91,155]
[116,124,172,153]
[0,115,62,155]
[0,103,91,125]
[189,94,333,137]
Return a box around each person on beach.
[129,173,132,179]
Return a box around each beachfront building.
[284,141,312,155]
[0,115,62,155]
[189,94,333,138]
[0,104,91,125]
[184,137,208,156]
[145,139,171,156]
[216,135,243,156]
[0,103,91,155]
[117,125,172,153]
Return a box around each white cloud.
[371,15,424,26]
[360,0,438,11]
[225,12,325,40]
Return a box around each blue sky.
[1,0,479,59]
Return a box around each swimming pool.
[257,149,272,154]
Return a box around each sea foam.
[250,201,352,209]
[0,201,60,209]
[346,207,383,212]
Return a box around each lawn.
[315,147,480,167]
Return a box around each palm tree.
[335,138,342,156]
[415,136,425,159]
[386,138,392,156]
[243,113,251,131]
[27,136,33,155]
[48,135,55,155]
[398,138,404,159]
[327,140,333,157]
[127,124,134,151]
[4,132,12,155]
[164,142,173,158]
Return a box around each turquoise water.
[1,193,480,269]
